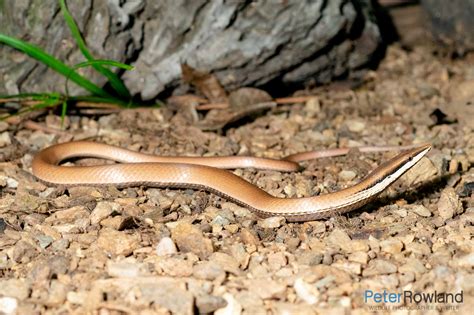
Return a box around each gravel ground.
[0,45,473,314]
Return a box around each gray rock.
[96,228,140,256]
[338,170,357,181]
[437,187,462,220]
[296,250,324,266]
[380,238,403,254]
[257,216,285,229]
[193,261,225,281]
[247,279,286,300]
[1,0,381,100]
[411,205,432,217]
[171,222,214,259]
[90,202,120,225]
[36,235,54,249]
[327,228,352,252]
[362,259,397,276]
[88,277,194,315]
[215,293,242,315]
[0,279,30,300]
[422,0,474,53]
[196,294,227,314]
[107,261,147,278]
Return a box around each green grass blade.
[64,60,132,99]
[10,97,63,116]
[73,60,134,71]
[0,33,112,98]
[0,92,61,101]
[60,100,68,126]
[0,93,62,118]
[68,95,129,105]
[30,98,63,110]
[59,0,131,99]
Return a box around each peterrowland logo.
[364,290,463,311]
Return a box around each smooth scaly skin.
[31,141,431,222]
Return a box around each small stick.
[195,95,319,110]
[23,120,69,135]
[275,95,318,104]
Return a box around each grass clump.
[0,0,144,122]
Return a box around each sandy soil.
[0,45,473,314]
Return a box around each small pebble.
[5,177,18,189]
[171,222,214,259]
[215,293,242,315]
[257,216,285,229]
[51,239,70,251]
[0,297,17,314]
[380,239,403,254]
[156,237,178,256]
[66,291,87,305]
[193,261,225,281]
[0,219,6,234]
[97,228,140,256]
[0,279,30,300]
[240,228,260,246]
[393,209,407,218]
[196,294,227,314]
[294,278,319,304]
[157,257,193,277]
[0,132,11,147]
[107,261,145,278]
[345,119,366,133]
[437,187,461,220]
[348,251,368,265]
[211,215,230,226]
[0,121,9,132]
[327,229,352,252]
[455,253,474,268]
[362,259,397,276]
[224,224,239,234]
[36,235,54,249]
[305,97,321,113]
[405,242,431,256]
[248,279,286,299]
[338,170,357,181]
[332,261,362,275]
[0,253,8,269]
[91,202,119,225]
[411,205,432,217]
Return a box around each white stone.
[411,205,431,217]
[345,119,366,133]
[294,278,319,304]
[156,237,178,256]
[0,297,17,314]
[0,132,11,147]
[215,293,242,315]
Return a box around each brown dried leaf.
[228,87,272,109]
[196,101,276,130]
[181,64,228,102]
[167,94,208,123]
